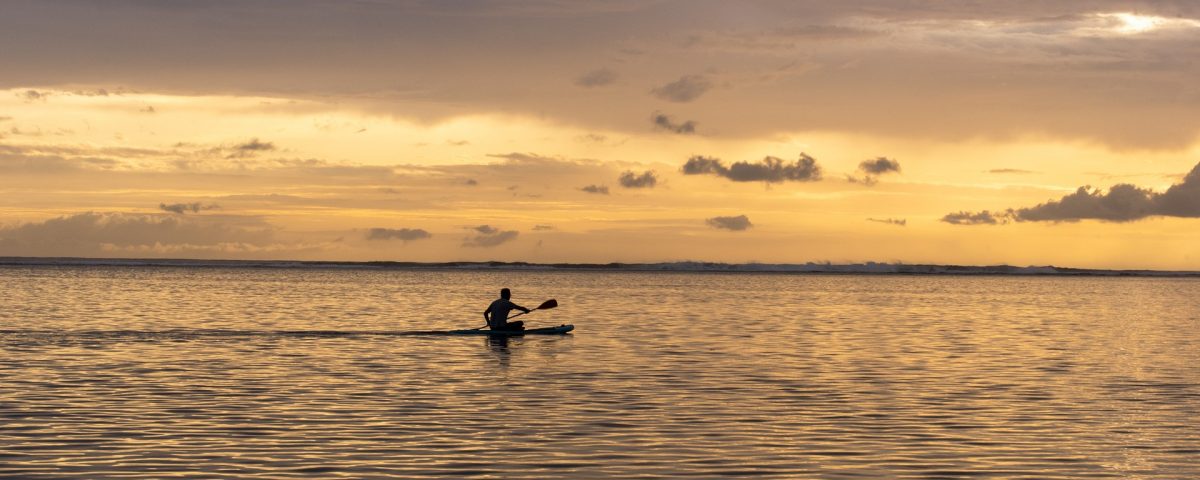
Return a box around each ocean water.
[1,266,1197,479]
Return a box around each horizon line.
[2,256,1198,277]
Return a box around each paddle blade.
[536,299,558,310]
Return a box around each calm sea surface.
[1,266,1198,479]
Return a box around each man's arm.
[483,308,491,324]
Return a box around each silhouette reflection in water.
[486,335,511,367]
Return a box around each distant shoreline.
[2,256,1198,277]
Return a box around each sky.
[2,0,1200,269]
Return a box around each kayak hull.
[448,324,574,336]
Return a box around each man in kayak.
[484,288,530,331]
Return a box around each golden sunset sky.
[2,1,1199,268]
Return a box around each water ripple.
[1,267,1198,478]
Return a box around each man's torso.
[487,299,517,327]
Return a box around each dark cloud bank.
[682,154,822,183]
[944,162,1200,225]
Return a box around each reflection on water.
[487,335,512,367]
[1,266,1198,478]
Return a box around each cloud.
[226,138,276,158]
[651,74,712,103]
[483,152,602,171]
[0,146,121,173]
[946,162,1200,224]
[0,211,281,257]
[159,202,219,214]
[651,112,697,134]
[618,170,658,188]
[18,90,50,102]
[681,153,822,183]
[0,142,406,182]
[575,68,617,87]
[532,225,554,231]
[365,227,431,242]
[867,218,907,226]
[577,133,609,144]
[465,178,478,186]
[1156,164,1200,217]
[1011,184,1158,222]
[941,210,1007,225]
[849,157,901,186]
[235,138,275,151]
[73,88,110,97]
[706,215,753,231]
[5,4,1200,150]
[580,184,610,194]
[845,174,878,186]
[685,24,884,53]
[858,157,901,175]
[463,225,519,247]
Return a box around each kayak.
[447,324,574,336]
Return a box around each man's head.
[500,288,511,299]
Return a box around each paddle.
[474,299,557,330]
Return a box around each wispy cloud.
[651,74,712,103]
[72,88,110,97]
[706,214,753,231]
[365,227,431,242]
[463,225,519,248]
[580,184,610,194]
[18,90,50,102]
[159,202,220,215]
[867,218,907,226]
[575,68,618,87]
[226,138,276,158]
